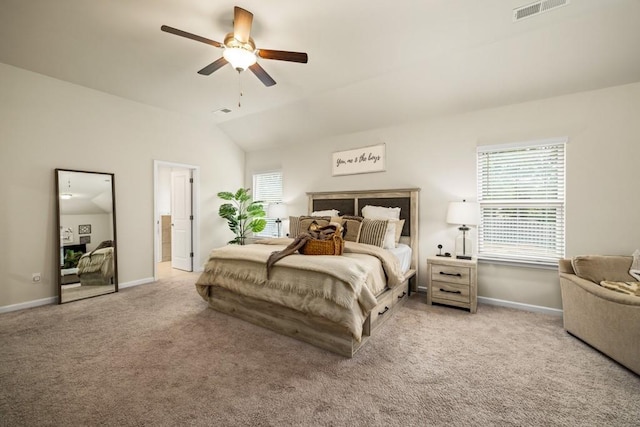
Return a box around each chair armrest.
[559,273,640,306]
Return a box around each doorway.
[153,160,200,280]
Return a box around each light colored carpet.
[1,273,638,426]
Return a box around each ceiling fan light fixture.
[223,47,257,72]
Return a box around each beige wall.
[0,63,245,308]
[246,82,640,310]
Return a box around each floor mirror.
[55,169,118,303]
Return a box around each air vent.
[212,108,232,116]
[513,0,569,22]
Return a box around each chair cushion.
[571,255,635,284]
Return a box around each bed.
[196,188,419,357]
[77,247,115,286]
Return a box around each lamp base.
[455,226,472,260]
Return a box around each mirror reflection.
[56,169,118,303]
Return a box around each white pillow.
[382,222,396,249]
[311,209,340,217]
[362,205,401,220]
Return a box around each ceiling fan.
[161,6,308,87]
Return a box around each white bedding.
[388,243,412,274]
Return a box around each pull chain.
[238,70,243,108]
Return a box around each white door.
[171,169,193,271]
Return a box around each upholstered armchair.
[558,256,640,376]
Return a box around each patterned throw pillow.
[358,218,389,248]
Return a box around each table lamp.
[268,203,288,237]
[446,200,479,260]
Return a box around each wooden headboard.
[307,188,420,287]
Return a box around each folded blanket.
[600,280,640,297]
[631,249,640,281]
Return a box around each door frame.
[153,160,200,280]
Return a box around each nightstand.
[426,256,477,313]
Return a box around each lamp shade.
[446,200,479,226]
[268,203,288,219]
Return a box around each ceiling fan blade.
[233,6,253,44]
[257,49,308,63]
[197,57,229,75]
[161,25,223,48]
[249,63,276,87]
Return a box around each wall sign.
[332,143,386,176]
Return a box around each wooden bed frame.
[206,188,420,357]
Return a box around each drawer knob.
[440,271,462,277]
[439,288,462,294]
[397,291,407,299]
[378,306,390,316]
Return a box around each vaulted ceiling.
[1,0,639,151]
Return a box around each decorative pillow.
[312,209,340,217]
[599,281,640,297]
[339,215,363,242]
[288,216,331,237]
[288,216,300,237]
[571,256,635,284]
[382,222,396,249]
[361,205,401,220]
[358,218,389,248]
[390,219,405,246]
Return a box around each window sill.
[478,257,559,270]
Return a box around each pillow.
[339,215,363,242]
[358,218,389,248]
[382,222,396,249]
[361,205,401,220]
[288,216,331,237]
[288,216,300,237]
[312,209,340,217]
[571,255,635,284]
[390,219,405,246]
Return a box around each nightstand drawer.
[432,281,470,304]
[431,265,471,285]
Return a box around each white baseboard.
[0,277,156,314]
[118,277,155,289]
[415,286,562,316]
[477,296,563,316]
[0,296,58,314]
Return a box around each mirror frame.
[55,168,118,304]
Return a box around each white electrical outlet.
[32,273,42,283]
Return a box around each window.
[476,138,566,266]
[252,171,283,237]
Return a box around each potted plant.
[217,188,267,245]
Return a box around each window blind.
[477,139,566,265]
[252,171,283,237]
